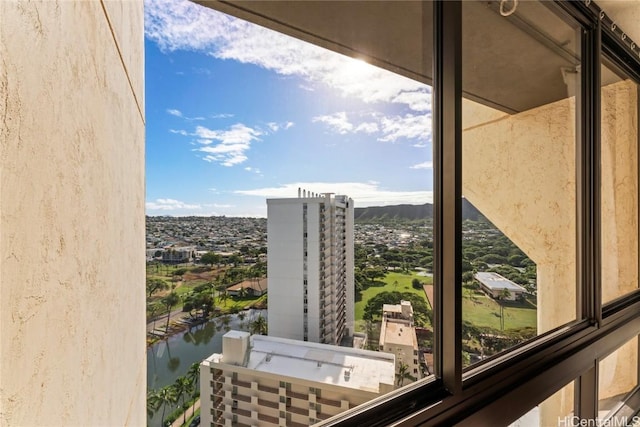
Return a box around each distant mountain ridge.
[354,199,484,222]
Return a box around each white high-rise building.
[267,190,354,345]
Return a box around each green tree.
[217,289,229,307]
[237,286,248,299]
[395,362,416,387]
[161,292,180,334]
[172,376,193,426]
[250,315,268,335]
[147,389,158,418]
[411,278,423,289]
[200,251,220,268]
[363,291,432,327]
[147,278,169,299]
[186,362,200,393]
[151,385,177,427]
[147,301,164,330]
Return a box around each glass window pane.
[145,2,435,426]
[599,336,638,421]
[509,381,575,427]
[601,58,639,304]
[462,0,581,366]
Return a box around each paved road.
[147,308,186,334]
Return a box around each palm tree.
[147,301,164,331]
[238,286,248,299]
[172,376,193,426]
[162,292,180,334]
[147,389,158,418]
[250,314,268,335]
[395,362,416,387]
[153,385,177,427]
[186,363,200,418]
[218,290,229,307]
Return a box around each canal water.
[147,309,266,427]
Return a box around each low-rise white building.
[201,331,395,427]
[475,272,527,301]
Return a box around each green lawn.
[462,287,536,330]
[354,271,432,331]
[354,273,536,334]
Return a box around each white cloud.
[235,181,432,206]
[211,113,234,119]
[170,129,188,136]
[190,123,261,166]
[379,114,431,143]
[266,121,294,132]
[167,108,205,121]
[311,111,430,143]
[146,198,202,210]
[245,166,262,174]
[144,0,430,112]
[410,161,433,170]
[312,112,353,134]
[354,122,379,134]
[392,91,432,112]
[194,124,262,143]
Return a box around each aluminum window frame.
[196,0,640,425]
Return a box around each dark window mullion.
[580,15,602,326]
[433,0,462,394]
[575,363,598,422]
[575,15,601,424]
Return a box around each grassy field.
[354,272,536,334]
[462,287,536,330]
[354,271,432,331]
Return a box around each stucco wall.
[463,96,578,333]
[462,79,638,425]
[0,1,145,425]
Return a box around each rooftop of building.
[381,321,418,348]
[205,332,395,393]
[475,271,527,292]
[226,277,268,292]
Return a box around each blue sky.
[144,0,433,217]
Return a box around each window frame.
[199,0,640,425]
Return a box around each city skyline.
[144,0,433,218]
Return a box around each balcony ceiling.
[198,0,639,113]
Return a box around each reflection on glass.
[601,59,639,304]
[598,336,638,421]
[462,0,581,365]
[509,381,574,427]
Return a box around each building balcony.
[231,406,252,418]
[287,405,309,416]
[234,394,251,403]
[258,398,279,409]
[213,397,224,410]
[257,384,278,394]
[317,397,342,408]
[286,390,308,400]
[257,413,279,424]
[231,378,251,388]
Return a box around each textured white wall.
[0,1,145,425]
[267,201,305,340]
